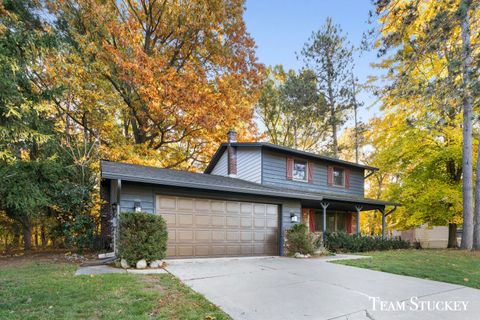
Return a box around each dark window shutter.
[327,166,333,186]
[286,157,293,180]
[345,169,350,189]
[307,162,314,183]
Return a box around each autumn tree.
[301,17,354,157]
[48,0,264,169]
[368,0,480,248]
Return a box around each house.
[100,130,398,258]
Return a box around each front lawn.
[0,260,230,320]
[334,249,480,289]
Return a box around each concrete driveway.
[166,256,480,320]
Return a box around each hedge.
[118,212,168,265]
[324,232,410,253]
[285,224,316,255]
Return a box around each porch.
[300,197,399,239]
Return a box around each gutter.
[102,172,324,201]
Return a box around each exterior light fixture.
[290,213,298,223]
[134,201,142,213]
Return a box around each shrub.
[324,232,410,253]
[285,224,316,255]
[118,212,168,265]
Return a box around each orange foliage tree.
[47,0,264,169]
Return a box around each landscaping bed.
[0,255,231,319]
[334,249,480,289]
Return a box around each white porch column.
[320,202,329,236]
[355,206,362,236]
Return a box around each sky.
[244,0,383,124]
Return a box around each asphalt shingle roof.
[101,160,320,200]
[101,160,398,207]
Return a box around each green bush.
[324,232,410,253]
[285,224,316,255]
[118,212,168,265]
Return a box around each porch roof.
[300,193,399,211]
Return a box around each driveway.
[166,256,480,320]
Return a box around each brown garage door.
[155,195,279,258]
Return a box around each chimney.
[227,130,237,177]
[227,129,237,143]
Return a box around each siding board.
[262,150,364,197]
[210,147,262,183]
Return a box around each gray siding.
[120,182,155,213]
[262,150,364,197]
[279,200,302,256]
[210,147,262,184]
[237,147,262,183]
[211,150,228,176]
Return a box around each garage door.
[155,195,279,258]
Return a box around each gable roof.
[204,142,379,174]
[101,160,320,200]
[101,160,397,208]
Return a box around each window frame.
[332,166,345,187]
[292,159,309,182]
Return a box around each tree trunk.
[331,107,338,157]
[12,224,20,249]
[460,0,474,250]
[23,224,32,252]
[41,224,47,249]
[448,223,458,248]
[474,140,480,249]
[34,227,39,248]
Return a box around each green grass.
[0,262,231,320]
[334,249,480,289]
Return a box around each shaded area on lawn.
[334,249,480,289]
[0,259,231,320]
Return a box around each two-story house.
[100,130,398,258]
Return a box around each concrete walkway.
[165,256,480,320]
[75,265,167,276]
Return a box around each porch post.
[380,208,385,240]
[355,206,362,236]
[320,202,329,236]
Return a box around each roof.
[101,160,397,208]
[204,142,379,174]
[101,160,320,200]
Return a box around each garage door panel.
[178,214,193,226]
[266,205,277,215]
[211,216,225,226]
[195,230,210,241]
[241,217,252,227]
[226,216,240,227]
[226,231,240,241]
[212,246,226,255]
[195,215,211,226]
[178,230,194,241]
[227,245,241,255]
[177,246,194,257]
[163,213,176,225]
[195,246,209,256]
[212,230,225,241]
[226,201,240,213]
[195,199,210,211]
[156,195,278,258]
[211,201,226,212]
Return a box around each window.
[293,160,307,181]
[333,167,345,186]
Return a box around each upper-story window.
[333,167,345,187]
[293,160,307,181]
